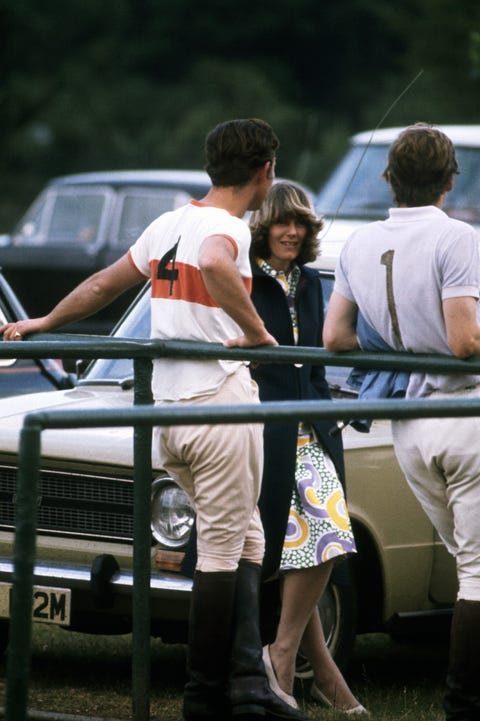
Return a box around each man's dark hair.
[384,123,459,207]
[205,118,279,187]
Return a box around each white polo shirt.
[335,205,480,397]
[129,200,252,401]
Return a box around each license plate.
[0,582,71,626]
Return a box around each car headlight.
[151,477,194,548]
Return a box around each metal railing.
[2,334,480,721]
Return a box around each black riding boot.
[183,570,236,721]
[229,560,306,720]
[443,599,480,720]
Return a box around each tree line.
[1,0,479,229]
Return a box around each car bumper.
[0,558,192,597]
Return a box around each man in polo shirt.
[323,123,480,721]
[2,118,306,721]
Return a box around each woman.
[249,183,367,715]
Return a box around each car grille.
[0,464,135,542]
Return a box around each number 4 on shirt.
[157,236,180,295]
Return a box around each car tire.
[295,572,357,678]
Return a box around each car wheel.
[295,574,357,677]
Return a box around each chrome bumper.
[0,559,192,598]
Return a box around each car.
[0,171,313,334]
[0,268,457,669]
[313,124,480,269]
[0,269,73,398]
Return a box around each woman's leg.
[300,603,361,710]
[268,563,333,694]
[268,561,361,710]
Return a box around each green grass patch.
[0,626,449,720]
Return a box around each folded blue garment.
[345,314,409,433]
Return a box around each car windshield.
[115,188,192,247]
[83,275,353,392]
[83,287,151,385]
[12,187,110,246]
[316,144,480,223]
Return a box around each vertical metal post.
[5,422,42,721]
[132,357,154,721]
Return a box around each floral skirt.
[279,430,357,571]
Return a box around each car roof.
[48,170,211,188]
[352,125,480,148]
[47,170,314,197]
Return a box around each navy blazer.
[250,261,345,579]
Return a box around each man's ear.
[445,173,454,192]
[263,159,275,180]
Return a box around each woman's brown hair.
[249,182,323,265]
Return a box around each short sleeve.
[438,227,480,300]
[333,242,356,302]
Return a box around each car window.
[48,193,105,244]
[11,194,46,245]
[316,145,391,219]
[316,144,480,224]
[114,189,192,247]
[12,187,111,247]
[443,148,480,222]
[84,288,151,384]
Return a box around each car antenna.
[319,68,424,240]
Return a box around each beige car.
[0,270,457,670]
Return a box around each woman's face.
[267,217,307,271]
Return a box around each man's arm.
[1,254,144,340]
[198,235,277,348]
[323,291,360,352]
[443,296,480,358]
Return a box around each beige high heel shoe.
[262,645,299,709]
[310,681,369,715]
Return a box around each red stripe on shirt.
[150,259,252,305]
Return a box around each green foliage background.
[1,0,480,228]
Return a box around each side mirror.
[62,358,88,379]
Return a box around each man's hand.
[1,318,47,341]
[224,328,278,348]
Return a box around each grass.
[0,626,449,720]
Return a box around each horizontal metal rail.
[2,333,480,373]
[15,396,480,429]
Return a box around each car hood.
[0,384,138,466]
[0,379,394,464]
